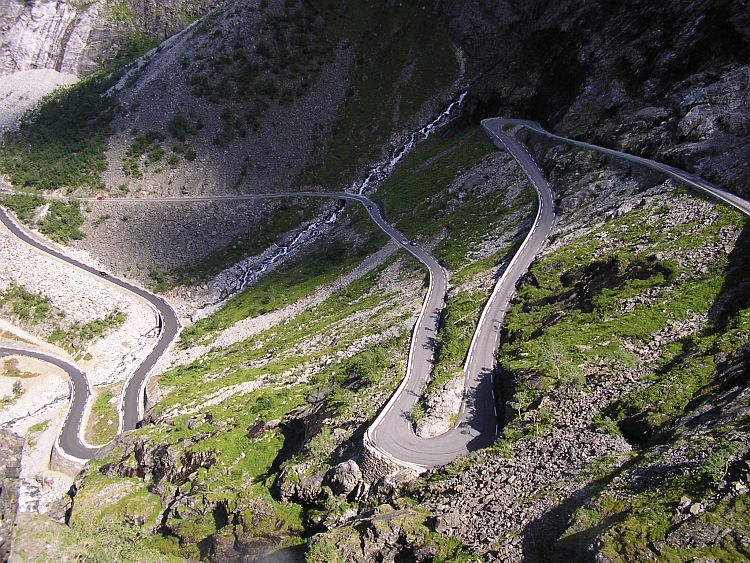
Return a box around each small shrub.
[0,282,51,324]
[0,194,44,224]
[593,414,622,437]
[93,214,110,226]
[306,426,335,459]
[700,438,747,486]
[167,113,196,141]
[410,402,425,423]
[326,386,355,415]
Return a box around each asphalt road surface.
[0,346,99,461]
[0,208,180,449]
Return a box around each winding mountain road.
[0,207,180,459]
[0,347,98,461]
[362,120,557,469]
[2,116,748,468]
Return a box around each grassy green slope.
[399,138,750,561]
[66,122,537,562]
[298,0,460,189]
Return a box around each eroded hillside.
[1,0,750,562]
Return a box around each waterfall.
[356,92,467,195]
[212,92,467,301]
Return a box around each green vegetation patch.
[86,386,120,445]
[122,130,166,178]
[69,474,176,556]
[28,419,50,433]
[0,72,119,193]
[0,193,44,222]
[49,310,126,352]
[373,125,531,270]
[298,0,460,188]
[560,438,750,563]
[0,282,52,324]
[117,33,160,62]
[10,512,182,563]
[499,202,743,394]
[37,199,85,243]
[170,267,400,413]
[2,357,37,379]
[109,0,134,25]
[179,209,388,346]
[427,289,486,395]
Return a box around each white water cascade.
[356,92,467,195]
[212,92,467,302]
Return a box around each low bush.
[0,72,119,192]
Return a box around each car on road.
[400,239,408,245]
[96,196,105,200]
[99,271,108,277]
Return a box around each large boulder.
[326,460,363,497]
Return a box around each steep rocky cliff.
[422,0,750,199]
[0,0,221,77]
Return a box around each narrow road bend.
[0,208,180,439]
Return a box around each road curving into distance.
[493,118,750,219]
[2,117,748,466]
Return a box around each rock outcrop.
[0,0,221,77]
[308,506,444,563]
[422,0,750,198]
[0,430,23,563]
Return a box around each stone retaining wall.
[360,441,401,483]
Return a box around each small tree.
[536,336,581,386]
[511,384,535,418]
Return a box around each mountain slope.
[427,0,750,199]
[1,1,749,562]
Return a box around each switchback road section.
[0,147,555,467]
[0,208,180,438]
[0,347,98,461]
[363,121,557,469]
